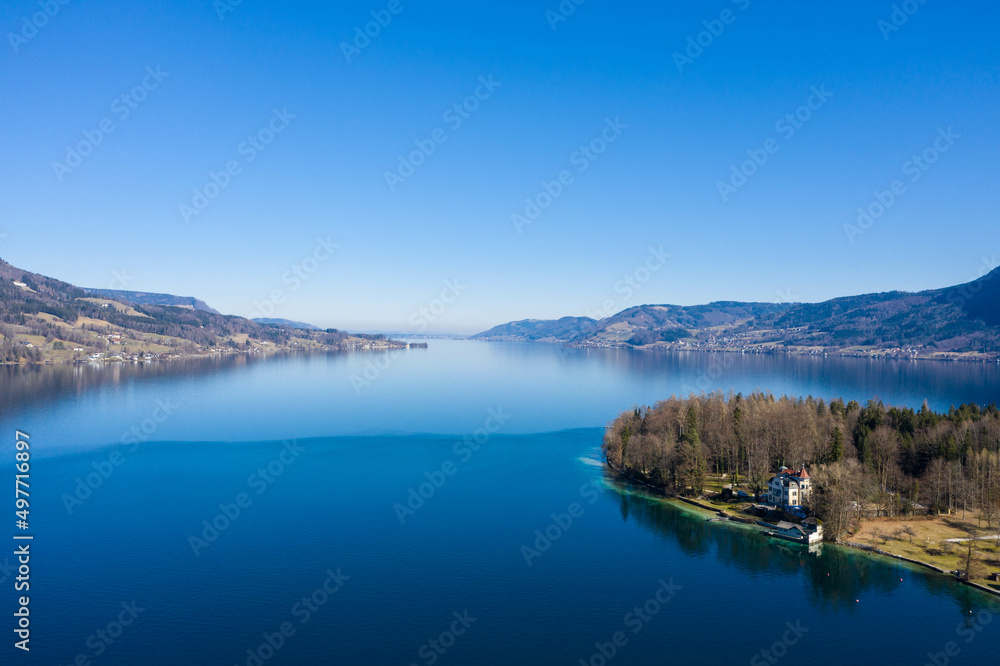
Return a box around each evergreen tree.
[830,426,844,462]
[680,406,706,494]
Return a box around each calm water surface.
[1,342,999,664]
[2,340,999,454]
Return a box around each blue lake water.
[2,341,999,664]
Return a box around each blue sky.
[1,0,998,333]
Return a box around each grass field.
[849,514,1000,588]
[698,474,1000,588]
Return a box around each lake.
[2,341,999,664]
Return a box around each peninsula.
[605,392,1000,591]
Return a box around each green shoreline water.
[605,469,1000,604]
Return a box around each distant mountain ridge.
[0,256,409,363]
[253,318,320,330]
[474,268,1000,360]
[473,316,598,342]
[83,288,220,314]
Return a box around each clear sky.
[2,0,998,334]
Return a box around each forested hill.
[604,393,1000,541]
[83,288,220,314]
[472,316,598,342]
[0,257,402,363]
[474,268,1000,359]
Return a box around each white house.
[766,466,811,509]
[768,519,823,544]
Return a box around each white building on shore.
[766,466,812,510]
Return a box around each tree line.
[603,392,1000,539]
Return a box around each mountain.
[474,268,1000,360]
[83,288,220,314]
[253,318,320,330]
[0,257,409,363]
[472,316,598,342]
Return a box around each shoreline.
[577,342,1000,364]
[473,338,1000,364]
[604,460,1000,599]
[0,341,424,367]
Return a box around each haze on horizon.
[2,1,998,334]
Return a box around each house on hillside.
[766,466,812,510]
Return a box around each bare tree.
[961,533,986,582]
[812,459,867,540]
[868,426,901,492]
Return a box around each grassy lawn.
[699,476,757,514]
[75,297,153,318]
[850,515,1000,585]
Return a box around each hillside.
[83,288,220,314]
[472,316,598,342]
[253,318,320,330]
[0,257,412,364]
[474,269,1000,360]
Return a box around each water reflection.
[3,343,999,436]
[0,352,343,418]
[607,475,999,617]
[575,346,1000,408]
